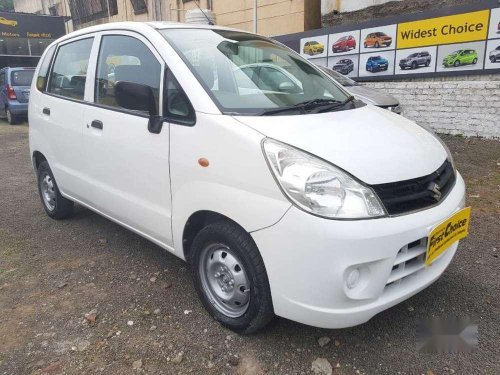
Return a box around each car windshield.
[11,70,34,86]
[160,29,349,115]
[408,53,418,57]
[375,33,386,37]
[319,66,356,86]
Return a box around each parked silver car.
[318,65,401,114]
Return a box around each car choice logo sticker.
[426,207,471,267]
[397,10,489,49]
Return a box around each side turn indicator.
[198,158,210,167]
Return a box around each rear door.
[81,31,173,247]
[10,68,35,103]
[41,36,96,200]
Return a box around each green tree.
[0,0,14,12]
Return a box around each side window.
[48,38,93,100]
[164,70,195,125]
[95,35,161,114]
[36,44,56,92]
[0,72,5,86]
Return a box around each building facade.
[13,0,321,37]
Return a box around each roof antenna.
[192,0,214,25]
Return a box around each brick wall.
[365,75,500,139]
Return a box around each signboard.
[0,12,65,41]
[273,0,500,81]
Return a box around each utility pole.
[253,0,257,33]
[106,0,111,22]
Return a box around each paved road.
[0,122,499,374]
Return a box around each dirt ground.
[0,122,499,375]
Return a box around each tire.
[425,60,430,67]
[308,50,313,56]
[375,41,380,48]
[491,56,497,63]
[364,42,367,48]
[472,58,478,65]
[37,161,74,219]
[6,108,17,125]
[190,221,274,334]
[411,61,418,69]
[454,60,460,67]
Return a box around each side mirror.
[278,81,300,93]
[115,81,163,134]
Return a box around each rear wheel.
[472,58,478,65]
[6,108,17,125]
[37,161,74,219]
[190,221,274,334]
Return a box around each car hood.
[348,85,399,106]
[233,105,447,185]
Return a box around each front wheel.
[37,161,74,219]
[472,58,478,65]
[454,60,460,67]
[190,221,274,334]
[491,56,497,63]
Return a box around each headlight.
[262,139,386,219]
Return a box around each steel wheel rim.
[199,243,250,318]
[41,173,56,211]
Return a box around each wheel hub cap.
[199,244,250,318]
[41,173,56,211]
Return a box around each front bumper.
[252,172,466,329]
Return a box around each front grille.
[372,160,455,215]
[385,238,427,289]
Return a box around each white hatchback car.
[29,22,469,333]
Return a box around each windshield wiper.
[260,98,342,116]
[315,95,355,113]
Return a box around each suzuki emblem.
[428,182,442,201]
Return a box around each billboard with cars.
[274,0,500,80]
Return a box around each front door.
[82,32,172,247]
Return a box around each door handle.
[90,120,103,130]
[42,107,50,115]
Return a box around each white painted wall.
[322,0,404,15]
[366,75,500,139]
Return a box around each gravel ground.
[0,122,499,375]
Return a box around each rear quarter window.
[36,44,56,92]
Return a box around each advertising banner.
[274,0,500,81]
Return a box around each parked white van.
[29,22,469,333]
